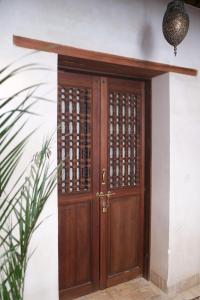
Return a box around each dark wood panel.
[98,76,145,290]
[58,55,197,79]
[90,76,101,289]
[58,69,151,298]
[109,196,140,275]
[108,77,144,93]
[143,80,151,279]
[59,283,95,300]
[99,77,109,289]
[13,35,197,77]
[58,71,101,299]
[59,201,92,290]
[59,71,94,87]
[107,267,141,288]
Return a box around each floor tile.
[76,278,200,300]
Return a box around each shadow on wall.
[139,22,155,58]
[137,0,169,59]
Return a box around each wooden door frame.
[13,35,197,77]
[58,55,152,281]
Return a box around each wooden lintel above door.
[13,35,197,79]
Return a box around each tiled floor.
[77,278,200,300]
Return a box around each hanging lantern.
[162,0,189,56]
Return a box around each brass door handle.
[107,191,115,198]
[96,192,106,198]
[106,191,115,207]
[96,191,116,213]
[96,192,107,213]
[102,168,106,185]
[102,199,108,213]
[96,191,115,198]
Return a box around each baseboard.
[167,274,200,296]
[150,270,167,292]
[150,270,200,296]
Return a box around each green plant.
[0,62,57,300]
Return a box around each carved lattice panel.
[108,91,140,189]
[58,86,92,194]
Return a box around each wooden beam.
[13,35,197,78]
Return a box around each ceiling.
[185,0,200,7]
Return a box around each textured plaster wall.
[168,73,200,287]
[151,73,170,282]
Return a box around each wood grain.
[13,35,197,78]
[109,196,140,275]
[58,71,101,299]
[59,202,91,290]
[99,77,109,289]
[58,64,151,297]
[103,77,145,288]
[143,80,151,279]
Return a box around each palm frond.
[0,62,57,300]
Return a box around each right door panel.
[100,77,145,288]
[109,195,140,275]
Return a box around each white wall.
[168,72,200,287]
[0,3,58,299]
[1,0,200,298]
[151,71,200,290]
[2,0,200,66]
[151,73,170,282]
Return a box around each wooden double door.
[58,71,147,300]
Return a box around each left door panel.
[58,71,101,300]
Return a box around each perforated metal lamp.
[162,0,189,56]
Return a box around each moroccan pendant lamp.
[162,0,189,56]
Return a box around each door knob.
[107,191,115,197]
[106,191,115,208]
[96,191,116,213]
[96,192,106,198]
[96,192,108,213]
[96,191,115,198]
